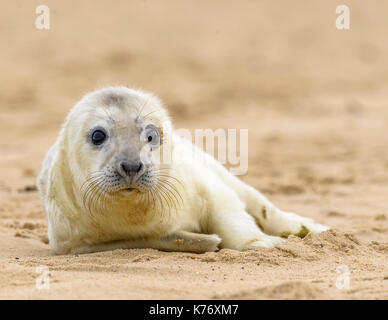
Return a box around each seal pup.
[38,86,327,254]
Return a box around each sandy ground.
[0,0,388,299]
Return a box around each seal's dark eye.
[145,124,160,146]
[91,129,106,146]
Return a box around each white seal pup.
[38,86,327,254]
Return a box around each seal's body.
[38,87,327,254]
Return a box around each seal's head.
[60,87,174,210]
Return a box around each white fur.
[38,87,327,254]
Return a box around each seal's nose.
[118,160,143,178]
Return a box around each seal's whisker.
[159,181,183,209]
[84,182,100,215]
[101,108,115,124]
[80,173,107,216]
[100,189,111,214]
[154,189,163,214]
[157,173,185,189]
[135,95,152,121]
[146,188,155,211]
[159,178,183,204]
[141,109,162,121]
[148,189,157,211]
[161,190,173,219]
[157,183,176,213]
[154,166,180,172]
[81,178,100,210]
[80,172,105,191]
[94,184,107,213]
[158,179,181,205]
[87,182,103,214]
[147,191,151,208]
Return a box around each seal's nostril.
[120,160,143,177]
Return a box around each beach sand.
[0,0,387,299]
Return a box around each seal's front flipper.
[69,231,221,254]
[160,231,221,253]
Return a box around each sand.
[0,0,387,299]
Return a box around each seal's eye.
[145,124,160,146]
[91,129,106,146]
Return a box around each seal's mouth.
[115,187,137,194]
